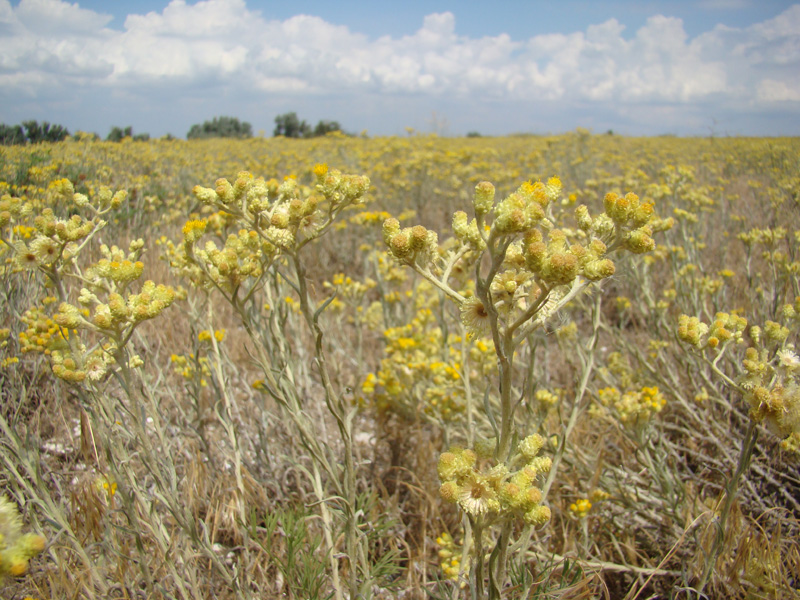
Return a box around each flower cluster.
[382,219,439,270]
[568,498,592,519]
[18,299,71,356]
[49,238,176,382]
[436,531,466,582]
[198,329,226,343]
[171,168,370,296]
[678,299,800,450]
[322,272,377,312]
[171,352,211,388]
[677,312,748,350]
[597,385,667,426]
[361,307,467,421]
[383,178,670,344]
[0,177,176,386]
[4,178,127,276]
[437,435,551,526]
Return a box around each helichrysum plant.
[382,178,670,595]
[4,178,176,385]
[677,298,800,592]
[170,166,378,600]
[677,306,800,450]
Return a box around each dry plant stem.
[542,295,601,499]
[292,253,360,600]
[475,242,513,461]
[460,327,475,448]
[237,309,345,599]
[104,342,245,597]
[106,363,235,600]
[696,418,759,594]
[524,550,683,581]
[81,380,158,597]
[308,463,344,599]
[206,302,246,525]
[511,295,601,560]
[451,519,474,600]
[624,514,707,600]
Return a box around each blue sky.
[2,0,799,137]
[26,0,794,40]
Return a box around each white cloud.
[0,0,798,135]
[758,78,800,102]
[15,0,112,33]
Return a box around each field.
[0,131,799,599]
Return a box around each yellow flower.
[12,242,39,270]
[569,498,592,518]
[460,297,491,336]
[458,473,500,517]
[313,163,329,179]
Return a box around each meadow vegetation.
[0,130,798,598]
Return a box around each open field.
[0,132,799,599]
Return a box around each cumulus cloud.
[0,0,798,133]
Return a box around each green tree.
[187,116,253,139]
[0,124,26,145]
[273,112,311,138]
[107,126,133,142]
[20,120,69,143]
[313,120,341,137]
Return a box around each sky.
[1,0,799,138]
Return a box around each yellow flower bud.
[518,434,544,460]
[583,259,615,281]
[524,505,551,526]
[439,481,460,503]
[473,181,495,215]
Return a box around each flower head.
[461,297,491,337]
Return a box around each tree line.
[0,113,343,145]
[0,121,70,145]
[187,113,342,139]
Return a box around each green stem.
[472,520,485,599]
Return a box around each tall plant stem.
[293,254,360,600]
[697,418,759,594]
